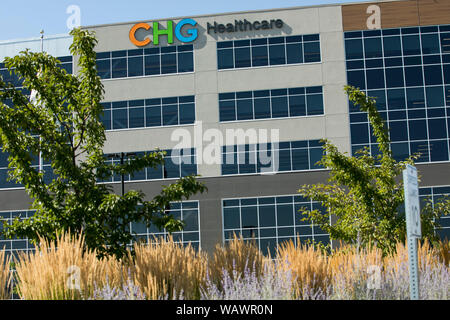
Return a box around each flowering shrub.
[90,278,146,300]
[201,260,294,300]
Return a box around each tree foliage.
[298,86,449,256]
[0,28,206,259]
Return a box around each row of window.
[223,195,328,257]
[345,26,450,60]
[345,25,450,165]
[221,140,324,176]
[0,201,201,253]
[100,96,195,130]
[0,56,73,87]
[352,139,450,163]
[0,139,326,189]
[219,86,323,122]
[99,86,325,131]
[217,34,321,70]
[95,45,194,80]
[99,148,197,183]
[348,65,450,90]
[0,148,54,189]
[349,86,450,113]
[347,55,450,70]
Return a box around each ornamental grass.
[13,233,124,300]
[0,249,12,300]
[130,235,208,300]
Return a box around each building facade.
[1,0,450,257]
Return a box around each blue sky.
[0,0,360,41]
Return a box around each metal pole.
[408,236,420,300]
[120,152,124,197]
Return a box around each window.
[345,24,450,164]
[219,86,323,122]
[222,195,330,257]
[96,45,194,80]
[221,140,324,175]
[101,148,197,183]
[217,34,320,70]
[101,96,195,130]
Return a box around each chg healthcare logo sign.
[129,19,198,46]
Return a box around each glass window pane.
[385,68,404,88]
[218,49,234,69]
[410,141,429,162]
[224,207,240,229]
[391,142,409,161]
[222,152,238,175]
[238,151,256,174]
[345,39,363,60]
[128,56,143,77]
[389,121,408,141]
[347,70,366,89]
[96,59,111,79]
[364,37,382,58]
[310,148,324,169]
[424,65,443,85]
[164,157,180,178]
[351,123,369,144]
[292,148,309,170]
[129,107,144,128]
[383,36,402,57]
[306,94,324,115]
[251,46,269,67]
[236,99,253,120]
[235,47,251,68]
[289,95,306,117]
[179,103,195,124]
[269,44,286,65]
[404,67,423,87]
[304,42,321,62]
[271,96,288,118]
[100,109,111,130]
[428,119,447,139]
[219,100,236,122]
[387,89,406,110]
[286,43,303,64]
[426,87,444,107]
[147,164,163,179]
[409,120,428,141]
[161,54,177,74]
[254,98,271,119]
[183,209,199,232]
[241,206,258,229]
[178,52,193,72]
[112,58,127,78]
[162,104,178,126]
[277,204,294,226]
[146,106,162,127]
[444,64,450,84]
[259,205,276,227]
[366,69,385,89]
[145,55,160,75]
[421,33,440,54]
[406,88,425,108]
[278,149,292,171]
[430,140,449,161]
[402,35,421,55]
[112,108,128,129]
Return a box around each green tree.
[298,86,449,256]
[0,28,206,259]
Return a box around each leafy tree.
[298,86,449,256]
[0,28,206,259]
